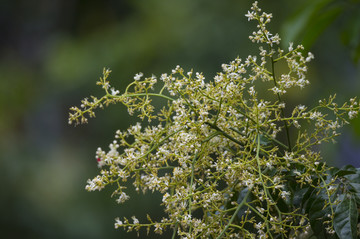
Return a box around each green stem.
[216,189,251,239]
[229,127,289,151]
[189,152,199,218]
[318,174,335,228]
[138,127,185,160]
[133,166,175,172]
[205,122,245,147]
[172,222,178,239]
[111,92,175,102]
[254,134,274,239]
[214,97,223,125]
[270,56,292,151]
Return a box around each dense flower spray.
[69,1,360,238]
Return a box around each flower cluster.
[69,1,359,238]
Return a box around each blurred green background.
[1,0,359,238]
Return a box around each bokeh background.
[1,0,359,238]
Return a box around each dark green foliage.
[282,0,360,63]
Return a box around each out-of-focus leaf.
[259,134,271,146]
[235,187,250,219]
[281,0,335,47]
[334,194,358,239]
[345,168,360,183]
[299,5,343,49]
[333,164,357,177]
[341,7,360,63]
[353,44,360,63]
[351,117,360,138]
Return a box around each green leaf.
[308,190,333,238]
[353,43,360,64]
[340,167,360,203]
[301,5,343,49]
[345,168,360,183]
[309,200,327,237]
[334,194,358,239]
[333,164,356,177]
[302,186,316,213]
[340,5,360,63]
[348,182,360,203]
[281,0,335,47]
[259,134,270,146]
[349,182,360,192]
[292,187,308,208]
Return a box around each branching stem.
[216,189,251,239]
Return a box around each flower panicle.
[71,2,360,238]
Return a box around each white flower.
[279,103,285,108]
[293,120,301,128]
[172,65,181,74]
[281,190,290,199]
[288,42,293,51]
[132,216,139,224]
[160,73,168,82]
[271,86,286,94]
[349,110,357,119]
[283,152,293,161]
[309,111,322,120]
[183,214,192,222]
[298,105,305,111]
[102,82,110,90]
[248,86,255,96]
[110,87,120,96]
[114,218,123,229]
[245,11,255,21]
[154,223,163,234]
[116,192,130,204]
[134,72,143,81]
[306,52,314,62]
